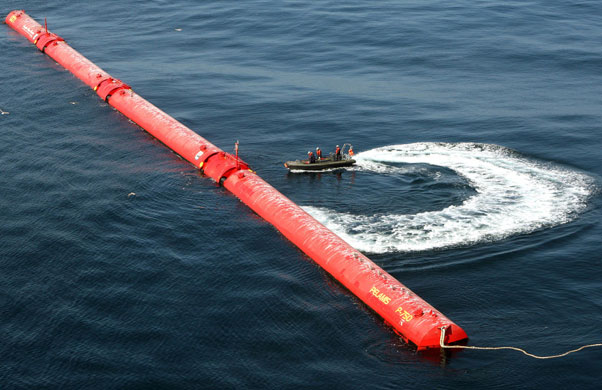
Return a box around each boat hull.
[285,158,356,171]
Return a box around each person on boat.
[308,151,316,163]
[348,146,354,157]
[335,145,341,161]
[315,147,322,160]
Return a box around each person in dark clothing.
[315,147,322,160]
[335,145,341,161]
[308,151,316,163]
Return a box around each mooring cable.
[439,327,602,359]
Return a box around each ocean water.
[1,0,601,388]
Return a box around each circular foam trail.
[303,143,596,253]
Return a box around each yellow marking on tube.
[395,306,414,322]
[369,286,391,305]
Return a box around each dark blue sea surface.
[2,1,602,388]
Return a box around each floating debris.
[127,192,136,198]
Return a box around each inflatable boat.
[284,156,356,171]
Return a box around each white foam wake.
[303,143,595,253]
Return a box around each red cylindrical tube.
[5,10,468,349]
[224,171,467,347]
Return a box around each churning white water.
[303,143,595,253]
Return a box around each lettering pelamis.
[369,286,391,305]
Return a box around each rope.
[439,327,602,359]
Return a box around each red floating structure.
[5,10,467,349]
